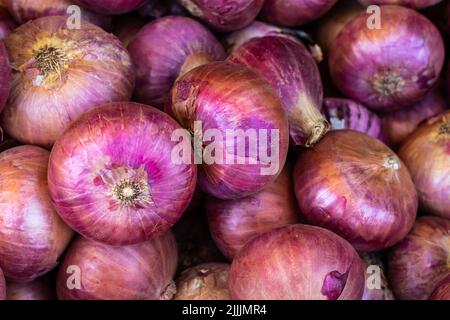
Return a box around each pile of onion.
[358,0,443,9]
[0,268,5,300]
[294,130,418,251]
[6,275,56,300]
[1,16,134,148]
[0,146,74,282]
[399,110,450,218]
[57,232,178,300]
[175,263,230,300]
[360,253,395,300]
[48,102,197,245]
[388,216,449,300]
[429,275,450,300]
[329,5,445,111]
[75,0,147,14]
[128,16,226,108]
[229,224,365,300]
[167,61,289,200]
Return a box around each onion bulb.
[429,275,450,300]
[6,275,56,300]
[358,0,443,9]
[75,0,147,14]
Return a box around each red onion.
[229,224,365,300]
[1,16,134,148]
[57,232,178,300]
[6,275,56,300]
[323,98,387,142]
[358,0,443,9]
[0,6,16,39]
[329,6,445,111]
[75,0,147,14]
[399,110,450,219]
[178,0,264,32]
[0,268,5,300]
[388,216,449,300]
[429,275,450,300]
[206,166,300,260]
[167,61,289,200]
[0,146,74,282]
[228,36,327,147]
[360,253,395,300]
[294,130,418,251]
[128,16,226,108]
[261,0,338,27]
[0,41,10,114]
[175,263,230,300]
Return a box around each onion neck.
[178,52,213,78]
[32,44,68,84]
[372,71,405,96]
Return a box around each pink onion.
[229,224,365,300]
[178,0,264,32]
[167,61,289,200]
[0,268,5,300]
[0,6,16,39]
[6,275,56,300]
[360,253,395,300]
[399,110,450,219]
[128,16,226,108]
[329,6,445,111]
[0,146,74,282]
[206,166,300,260]
[228,36,327,147]
[57,232,178,300]
[323,98,387,142]
[261,0,338,27]
[1,16,134,148]
[0,41,10,114]
[294,130,418,252]
[175,263,230,300]
[358,0,443,9]
[75,0,147,14]
[388,216,449,300]
[429,275,450,300]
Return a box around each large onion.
[388,216,449,300]
[0,268,5,300]
[167,61,289,200]
[75,0,147,14]
[358,0,443,9]
[228,36,327,147]
[1,16,134,148]
[294,130,417,252]
[0,146,74,282]
[399,110,450,219]
[429,275,450,300]
[57,232,178,300]
[329,6,445,111]
[128,16,226,108]
[229,224,365,300]
[360,253,395,300]
[6,275,56,300]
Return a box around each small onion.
[6,275,56,300]
[178,0,264,32]
[358,0,443,9]
[360,253,395,300]
[429,275,450,300]
[167,61,289,200]
[329,6,445,111]
[75,0,147,14]
[228,36,327,147]
[0,268,5,300]
[229,224,365,300]
[261,0,338,27]
[388,216,450,300]
[0,6,16,39]
[128,16,226,107]
[57,232,178,300]
[1,16,135,148]
[399,110,450,219]
[294,130,418,252]
[206,166,300,260]
[175,263,230,300]
[0,146,74,282]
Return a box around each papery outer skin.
[128,16,226,108]
[0,146,74,282]
[6,275,56,300]
[323,98,387,143]
[167,61,289,200]
[399,110,450,218]
[48,102,197,246]
[205,166,300,260]
[0,268,5,299]
[358,0,443,9]
[1,16,134,148]
[229,224,365,300]
[228,36,326,147]
[294,130,418,252]
[6,0,112,30]
[383,87,448,149]
[329,5,445,111]
[178,0,264,32]
[57,232,178,300]
[429,275,450,300]
[175,263,230,300]
[360,252,395,300]
[0,42,10,114]
[388,216,450,300]
[75,0,147,14]
[261,0,338,27]
[0,7,16,39]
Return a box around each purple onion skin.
[358,0,443,9]
[330,6,445,111]
[0,268,5,300]
[128,16,226,108]
[48,102,197,246]
[57,232,178,300]
[0,42,10,114]
[388,216,450,300]
[261,0,338,27]
[294,130,418,252]
[6,275,56,300]
[75,0,147,14]
[229,224,365,300]
[0,7,16,39]
[178,0,264,32]
[429,275,450,300]
[324,98,387,143]
[360,253,395,300]
[228,36,327,147]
